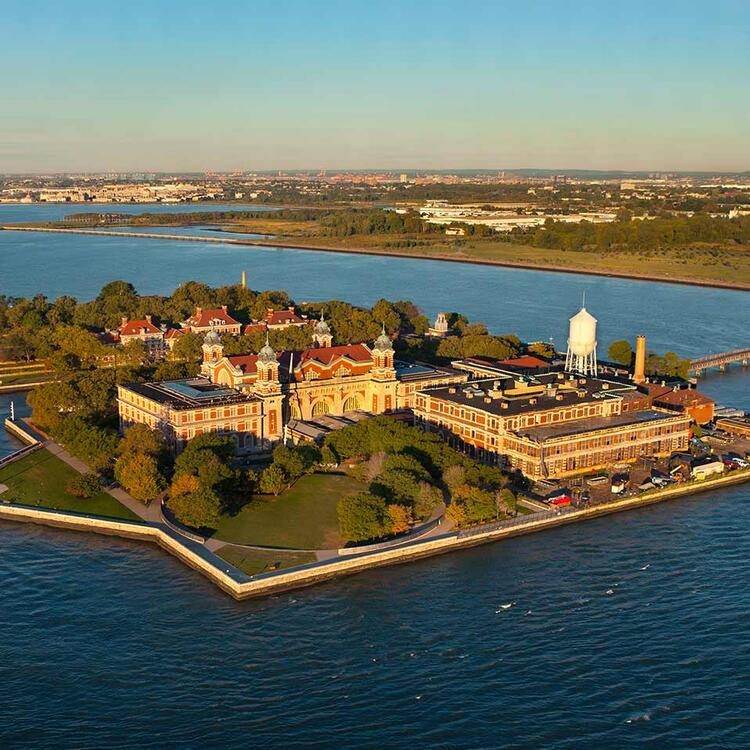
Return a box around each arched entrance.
[343,394,362,412]
[312,399,331,417]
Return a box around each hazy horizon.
[3,0,749,173]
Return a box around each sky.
[2,0,750,173]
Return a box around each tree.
[442,464,466,493]
[447,485,497,527]
[66,473,101,499]
[174,433,235,476]
[118,423,166,460]
[499,488,517,516]
[170,473,200,499]
[114,452,165,503]
[168,485,222,529]
[414,482,442,520]
[387,504,413,534]
[337,493,391,542]
[171,332,204,363]
[259,464,288,496]
[608,340,633,366]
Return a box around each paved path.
[44,439,162,522]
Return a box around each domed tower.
[312,313,333,348]
[201,327,224,376]
[254,334,283,447]
[371,324,395,379]
[254,334,281,396]
[565,305,598,376]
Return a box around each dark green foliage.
[169,485,222,529]
[337,492,392,542]
[608,339,633,366]
[55,417,119,473]
[66,472,101,499]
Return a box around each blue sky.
[2,0,749,172]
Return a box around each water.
[0,206,749,748]
[0,393,30,458]
[1,227,748,362]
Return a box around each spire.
[374,323,393,352]
[258,332,277,363]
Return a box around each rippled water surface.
[2,486,749,749]
[0,205,749,748]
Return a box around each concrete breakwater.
[2,468,749,601]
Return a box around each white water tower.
[565,305,598,376]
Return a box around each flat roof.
[518,410,685,443]
[122,378,256,410]
[423,372,636,417]
[394,359,465,382]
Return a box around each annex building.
[413,369,691,479]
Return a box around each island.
[2,279,749,597]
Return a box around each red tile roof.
[226,353,261,374]
[495,355,550,369]
[118,316,161,336]
[164,327,186,340]
[264,307,307,326]
[225,344,372,378]
[296,344,372,366]
[185,306,240,329]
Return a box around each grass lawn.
[215,545,317,576]
[0,448,140,521]
[213,472,365,549]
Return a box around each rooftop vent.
[449,387,457,393]
[556,394,564,401]
[501,402,509,409]
[484,397,492,404]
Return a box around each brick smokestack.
[634,335,646,384]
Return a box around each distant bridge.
[689,348,750,374]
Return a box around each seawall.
[1,468,749,601]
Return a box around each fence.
[457,507,577,539]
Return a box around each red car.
[549,494,572,507]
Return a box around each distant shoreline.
[3,224,750,293]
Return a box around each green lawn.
[0,448,140,521]
[215,545,317,576]
[213,472,365,549]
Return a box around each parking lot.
[530,433,750,510]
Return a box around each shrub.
[66,473,101,499]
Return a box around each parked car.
[548,493,572,507]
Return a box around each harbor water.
[0,205,748,748]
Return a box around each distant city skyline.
[3,0,749,173]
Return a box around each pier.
[689,348,750,375]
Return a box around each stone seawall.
[2,468,748,601]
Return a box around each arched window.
[290,402,302,419]
[343,395,361,412]
[312,399,331,417]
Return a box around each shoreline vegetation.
[4,204,750,290]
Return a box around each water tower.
[565,304,598,376]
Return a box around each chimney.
[145,315,152,324]
[121,316,128,326]
[195,307,202,317]
[221,305,228,313]
[634,334,646,384]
